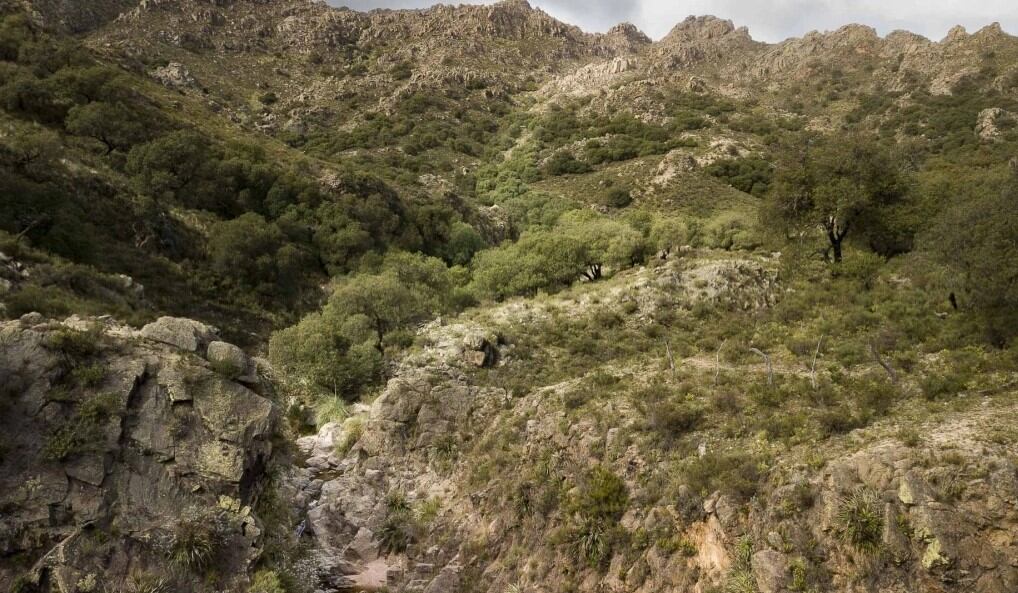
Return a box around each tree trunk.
[831,238,843,263]
[374,322,385,354]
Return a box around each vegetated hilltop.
[1,1,1018,592]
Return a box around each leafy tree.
[923,170,1018,345]
[767,133,910,262]
[471,231,587,299]
[649,217,693,259]
[207,213,315,299]
[705,156,773,197]
[127,131,225,208]
[471,214,645,298]
[0,69,66,122]
[558,212,646,281]
[441,221,486,265]
[330,253,451,352]
[267,309,382,400]
[65,101,146,154]
[543,151,592,176]
[0,123,60,175]
[601,187,633,209]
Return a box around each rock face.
[20,0,140,33]
[0,316,277,592]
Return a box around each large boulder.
[207,340,249,379]
[140,316,218,353]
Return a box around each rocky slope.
[290,255,1018,593]
[0,314,278,592]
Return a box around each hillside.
[1,1,1017,593]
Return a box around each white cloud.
[328,0,1018,42]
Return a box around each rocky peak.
[662,15,746,43]
[600,21,652,54]
[944,24,969,43]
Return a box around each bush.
[248,570,286,593]
[45,326,103,358]
[166,508,228,571]
[645,401,703,443]
[267,310,382,402]
[601,187,633,209]
[543,151,592,176]
[681,452,763,501]
[705,157,773,197]
[835,487,883,553]
[564,466,629,567]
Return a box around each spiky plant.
[836,487,884,553]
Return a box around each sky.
[327,0,1018,43]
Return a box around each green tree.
[558,212,646,280]
[441,221,486,265]
[470,231,587,299]
[267,309,381,400]
[65,101,145,154]
[126,131,227,210]
[767,133,910,262]
[330,253,451,352]
[649,216,692,259]
[923,170,1018,345]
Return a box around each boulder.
[462,331,497,367]
[140,316,218,353]
[207,340,249,379]
[751,550,788,593]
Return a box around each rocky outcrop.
[0,315,277,592]
[150,61,199,90]
[21,0,140,33]
[976,107,1017,142]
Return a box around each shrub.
[645,401,703,443]
[835,487,883,553]
[248,570,286,593]
[69,362,106,387]
[919,370,969,400]
[45,326,103,358]
[378,491,418,553]
[167,508,228,571]
[681,452,763,501]
[601,187,633,209]
[41,392,120,461]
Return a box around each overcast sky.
[327,0,1017,42]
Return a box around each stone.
[898,472,931,506]
[19,312,44,326]
[348,527,379,562]
[151,62,199,89]
[140,317,218,353]
[751,550,789,593]
[207,341,249,379]
[714,494,738,528]
[423,564,460,593]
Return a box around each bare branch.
[750,347,774,386]
[810,334,825,390]
[870,340,897,384]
